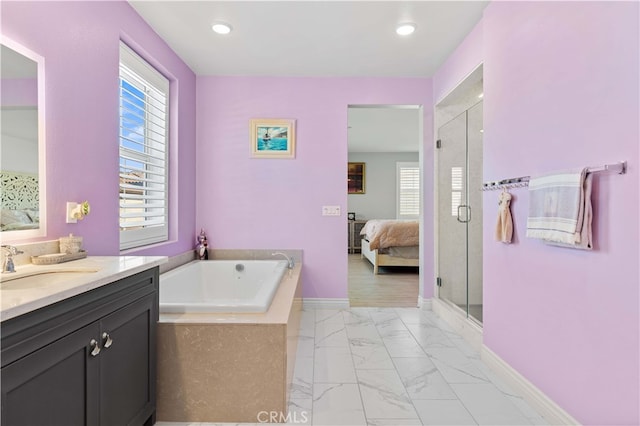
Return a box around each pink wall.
[481,2,639,424]
[1,1,197,256]
[196,77,433,298]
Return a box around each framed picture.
[348,162,365,194]
[250,118,296,159]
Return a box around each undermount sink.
[0,266,99,284]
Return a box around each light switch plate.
[322,205,341,216]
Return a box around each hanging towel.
[495,191,513,243]
[526,168,593,250]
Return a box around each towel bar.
[481,161,627,191]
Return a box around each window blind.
[397,162,420,219]
[451,166,463,217]
[119,42,169,250]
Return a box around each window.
[119,42,169,250]
[397,162,420,219]
[451,166,463,216]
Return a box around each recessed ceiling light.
[396,23,416,36]
[478,93,484,99]
[212,22,232,35]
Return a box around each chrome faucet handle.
[1,245,24,273]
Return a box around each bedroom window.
[397,162,420,219]
[451,166,463,216]
[119,42,169,250]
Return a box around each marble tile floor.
[157,307,547,426]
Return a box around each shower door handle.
[457,205,471,223]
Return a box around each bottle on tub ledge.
[196,228,209,260]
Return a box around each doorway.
[435,66,483,323]
[346,105,422,307]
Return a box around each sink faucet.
[272,252,294,269]
[1,245,24,273]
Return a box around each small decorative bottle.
[196,228,209,260]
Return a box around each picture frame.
[348,162,366,194]
[250,118,296,159]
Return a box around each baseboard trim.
[418,297,433,310]
[481,345,580,425]
[302,298,350,309]
[432,297,483,351]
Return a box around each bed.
[359,219,419,274]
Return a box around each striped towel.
[526,168,593,250]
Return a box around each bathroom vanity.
[0,256,166,426]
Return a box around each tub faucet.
[1,245,23,273]
[272,252,294,269]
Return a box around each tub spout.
[271,252,294,269]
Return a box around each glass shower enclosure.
[437,101,483,323]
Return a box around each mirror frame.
[1,35,46,241]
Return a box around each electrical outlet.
[66,202,78,223]
[322,206,341,216]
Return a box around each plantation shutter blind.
[119,42,169,250]
[451,166,464,216]
[397,162,420,219]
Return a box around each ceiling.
[129,2,487,153]
[128,1,489,77]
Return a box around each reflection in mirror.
[1,37,46,240]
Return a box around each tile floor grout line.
[308,308,316,426]
[371,307,426,425]
[344,307,370,426]
[392,307,440,425]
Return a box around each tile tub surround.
[156,258,302,423]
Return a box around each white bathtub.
[159,260,287,314]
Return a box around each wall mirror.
[1,36,46,240]
[348,162,365,194]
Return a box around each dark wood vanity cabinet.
[1,267,159,426]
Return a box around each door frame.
[346,104,424,307]
[433,63,484,323]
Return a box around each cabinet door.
[1,322,101,426]
[99,294,156,426]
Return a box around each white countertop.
[0,256,167,322]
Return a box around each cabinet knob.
[102,332,113,348]
[89,339,101,357]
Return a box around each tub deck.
[156,258,302,423]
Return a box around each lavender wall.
[481,2,638,424]
[433,20,483,103]
[196,77,433,298]
[1,1,196,256]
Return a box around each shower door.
[437,102,483,323]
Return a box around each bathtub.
[159,260,287,314]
